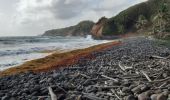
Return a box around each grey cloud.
[0,0,147,36]
[50,0,91,19]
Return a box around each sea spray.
[85,35,93,41]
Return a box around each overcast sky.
[0,0,147,36]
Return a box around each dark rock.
[160,52,169,57]
[24,83,30,88]
[125,95,136,100]
[145,90,153,97]
[122,87,132,94]
[31,91,39,96]
[57,94,66,100]
[122,81,131,87]
[0,37,170,100]
[1,95,10,100]
[9,97,17,100]
[141,85,150,92]
[0,93,5,97]
[41,88,48,95]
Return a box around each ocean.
[0,35,109,70]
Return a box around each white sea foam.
[0,36,110,70]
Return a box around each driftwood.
[2,38,170,100]
[97,92,115,97]
[158,82,167,88]
[83,93,107,100]
[94,85,123,89]
[150,77,170,83]
[118,62,126,71]
[151,55,167,59]
[56,85,68,94]
[48,87,57,100]
[110,89,122,100]
[78,73,90,79]
[140,70,152,82]
[101,75,119,83]
[118,61,133,71]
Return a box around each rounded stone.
[157,93,168,100]
[125,95,136,100]
[138,93,150,100]
[150,94,157,100]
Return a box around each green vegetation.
[154,38,170,48]
[135,15,148,30]
[43,0,170,39]
[102,0,170,38]
[43,21,94,37]
[153,0,170,33]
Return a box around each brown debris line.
[0,41,122,77]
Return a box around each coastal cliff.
[42,0,170,39]
[42,21,94,37]
[91,17,108,39]
[91,0,170,39]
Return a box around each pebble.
[138,92,150,100]
[157,93,168,100]
[151,94,157,100]
[132,86,142,94]
[0,37,170,99]
[125,95,136,100]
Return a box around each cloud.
[15,0,53,24]
[51,0,91,19]
[15,0,147,22]
[0,0,148,36]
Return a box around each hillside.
[43,0,170,39]
[91,0,170,39]
[43,21,94,37]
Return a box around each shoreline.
[0,40,121,77]
[0,36,170,99]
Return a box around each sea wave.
[0,36,110,70]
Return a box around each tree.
[117,24,125,34]
[152,0,170,33]
[135,15,148,30]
